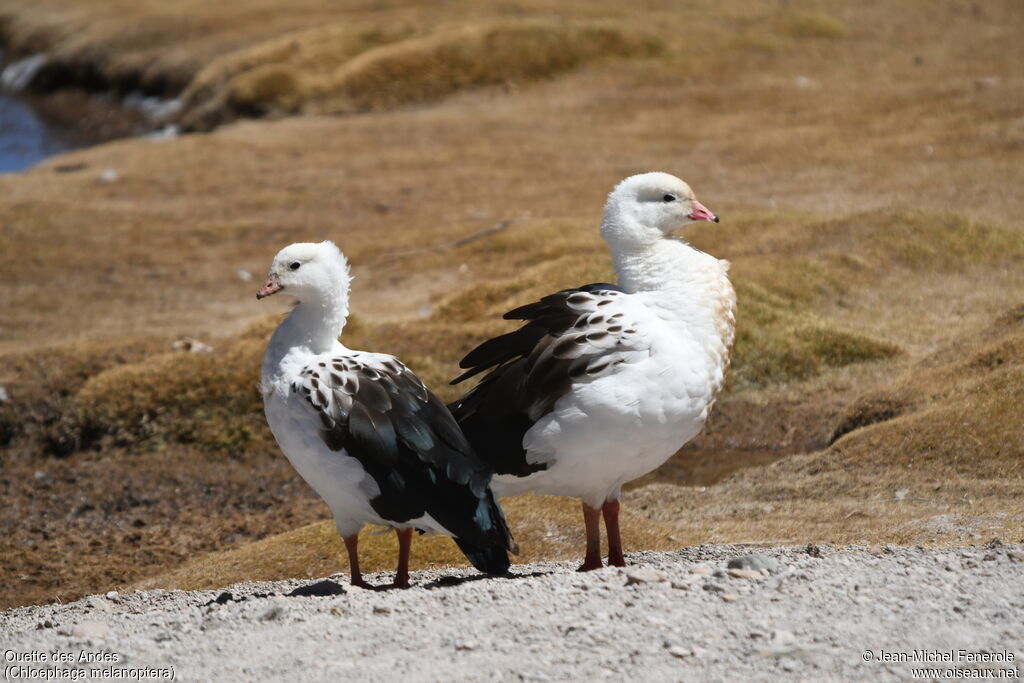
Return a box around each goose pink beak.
[256,274,282,300]
[688,199,719,223]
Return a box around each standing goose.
[258,241,516,588]
[449,173,734,570]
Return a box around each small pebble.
[721,593,738,602]
[85,596,110,611]
[728,554,780,574]
[691,565,713,576]
[667,645,693,659]
[727,568,764,581]
[625,568,667,584]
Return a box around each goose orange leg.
[390,528,413,588]
[603,499,626,567]
[343,534,376,589]
[578,503,604,571]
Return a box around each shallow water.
[0,91,80,172]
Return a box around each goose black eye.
[662,194,676,202]
[289,262,301,271]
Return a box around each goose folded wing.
[448,284,654,475]
[291,355,489,500]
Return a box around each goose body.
[450,173,734,569]
[258,241,515,587]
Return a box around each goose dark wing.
[292,353,516,567]
[448,284,652,477]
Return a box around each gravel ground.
[2,544,1021,682]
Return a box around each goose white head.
[256,240,351,304]
[600,172,718,251]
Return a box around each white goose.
[258,241,516,588]
[449,172,734,570]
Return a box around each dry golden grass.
[180,22,413,113]
[0,0,673,108]
[1,0,1023,607]
[782,12,846,40]
[14,206,1015,457]
[136,493,676,591]
[627,308,1024,546]
[3,0,1022,354]
[182,19,659,130]
[308,21,658,112]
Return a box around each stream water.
[0,91,82,172]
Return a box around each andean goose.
[449,173,733,570]
[258,241,516,588]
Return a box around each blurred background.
[1,0,1021,609]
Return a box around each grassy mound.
[179,22,415,130]
[628,307,1024,546]
[181,19,660,129]
[0,338,160,456]
[75,340,267,453]
[316,21,659,112]
[728,281,900,388]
